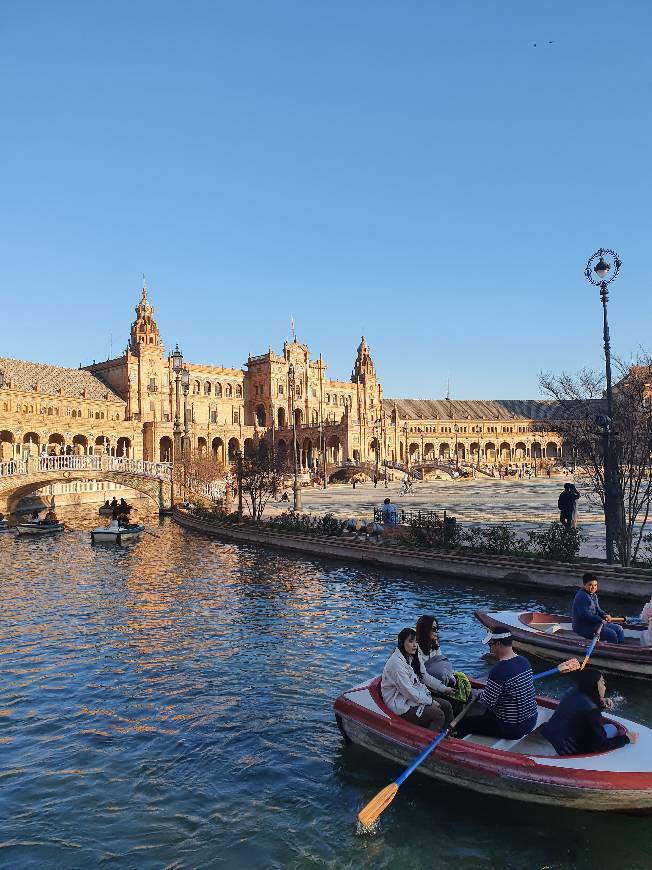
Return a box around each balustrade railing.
[38,455,102,473]
[107,457,172,481]
[0,459,28,477]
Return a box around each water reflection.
[0,509,649,868]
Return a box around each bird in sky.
[533,41,554,47]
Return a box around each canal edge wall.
[172,510,652,602]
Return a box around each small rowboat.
[0,519,10,532]
[16,521,64,536]
[476,611,652,680]
[98,506,114,516]
[334,676,652,813]
[91,521,144,544]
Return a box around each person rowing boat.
[455,629,537,740]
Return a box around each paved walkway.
[266,475,607,558]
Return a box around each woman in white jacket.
[380,628,448,731]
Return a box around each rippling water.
[1,506,650,869]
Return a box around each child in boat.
[381,628,451,731]
[541,668,637,755]
[640,595,652,646]
[455,630,538,740]
[415,615,471,716]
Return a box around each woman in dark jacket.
[542,668,638,755]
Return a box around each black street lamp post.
[236,449,243,521]
[288,363,302,510]
[171,344,183,462]
[584,248,623,564]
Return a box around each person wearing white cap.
[455,629,538,740]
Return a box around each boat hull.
[91,525,144,544]
[16,522,64,536]
[334,678,652,813]
[476,611,652,679]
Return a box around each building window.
[233,410,239,424]
[225,384,232,398]
[278,384,284,396]
[193,380,200,395]
[210,410,217,423]
[204,381,211,395]
[215,383,222,397]
[235,385,242,398]
[149,377,157,391]
[311,387,317,398]
[326,393,330,403]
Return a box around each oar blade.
[357,783,398,829]
[557,658,581,673]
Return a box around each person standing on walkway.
[558,483,580,528]
[571,573,624,644]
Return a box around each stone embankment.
[172,509,652,602]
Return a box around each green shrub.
[525,523,584,562]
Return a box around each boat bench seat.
[462,707,555,753]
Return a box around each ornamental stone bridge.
[0,455,173,513]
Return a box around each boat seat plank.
[462,708,554,753]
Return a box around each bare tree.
[239,449,289,521]
[540,355,652,565]
[175,451,226,502]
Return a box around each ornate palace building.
[0,283,564,472]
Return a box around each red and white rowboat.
[476,611,652,680]
[334,676,652,813]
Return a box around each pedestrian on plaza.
[373,473,378,488]
[558,483,580,529]
[352,477,356,490]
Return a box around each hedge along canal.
[173,509,652,604]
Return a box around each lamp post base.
[293,482,302,511]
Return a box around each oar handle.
[394,699,475,787]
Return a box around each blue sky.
[1,1,651,398]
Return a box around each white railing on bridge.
[38,455,102,473]
[0,459,28,477]
[107,457,172,481]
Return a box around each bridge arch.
[0,456,172,513]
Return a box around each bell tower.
[130,280,162,354]
[351,336,376,383]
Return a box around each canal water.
[1,507,650,869]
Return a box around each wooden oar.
[357,699,475,829]
[533,658,581,680]
[580,624,603,670]
[143,528,162,539]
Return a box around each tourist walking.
[558,483,580,528]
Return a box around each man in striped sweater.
[456,630,538,740]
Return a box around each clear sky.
[1,1,651,398]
